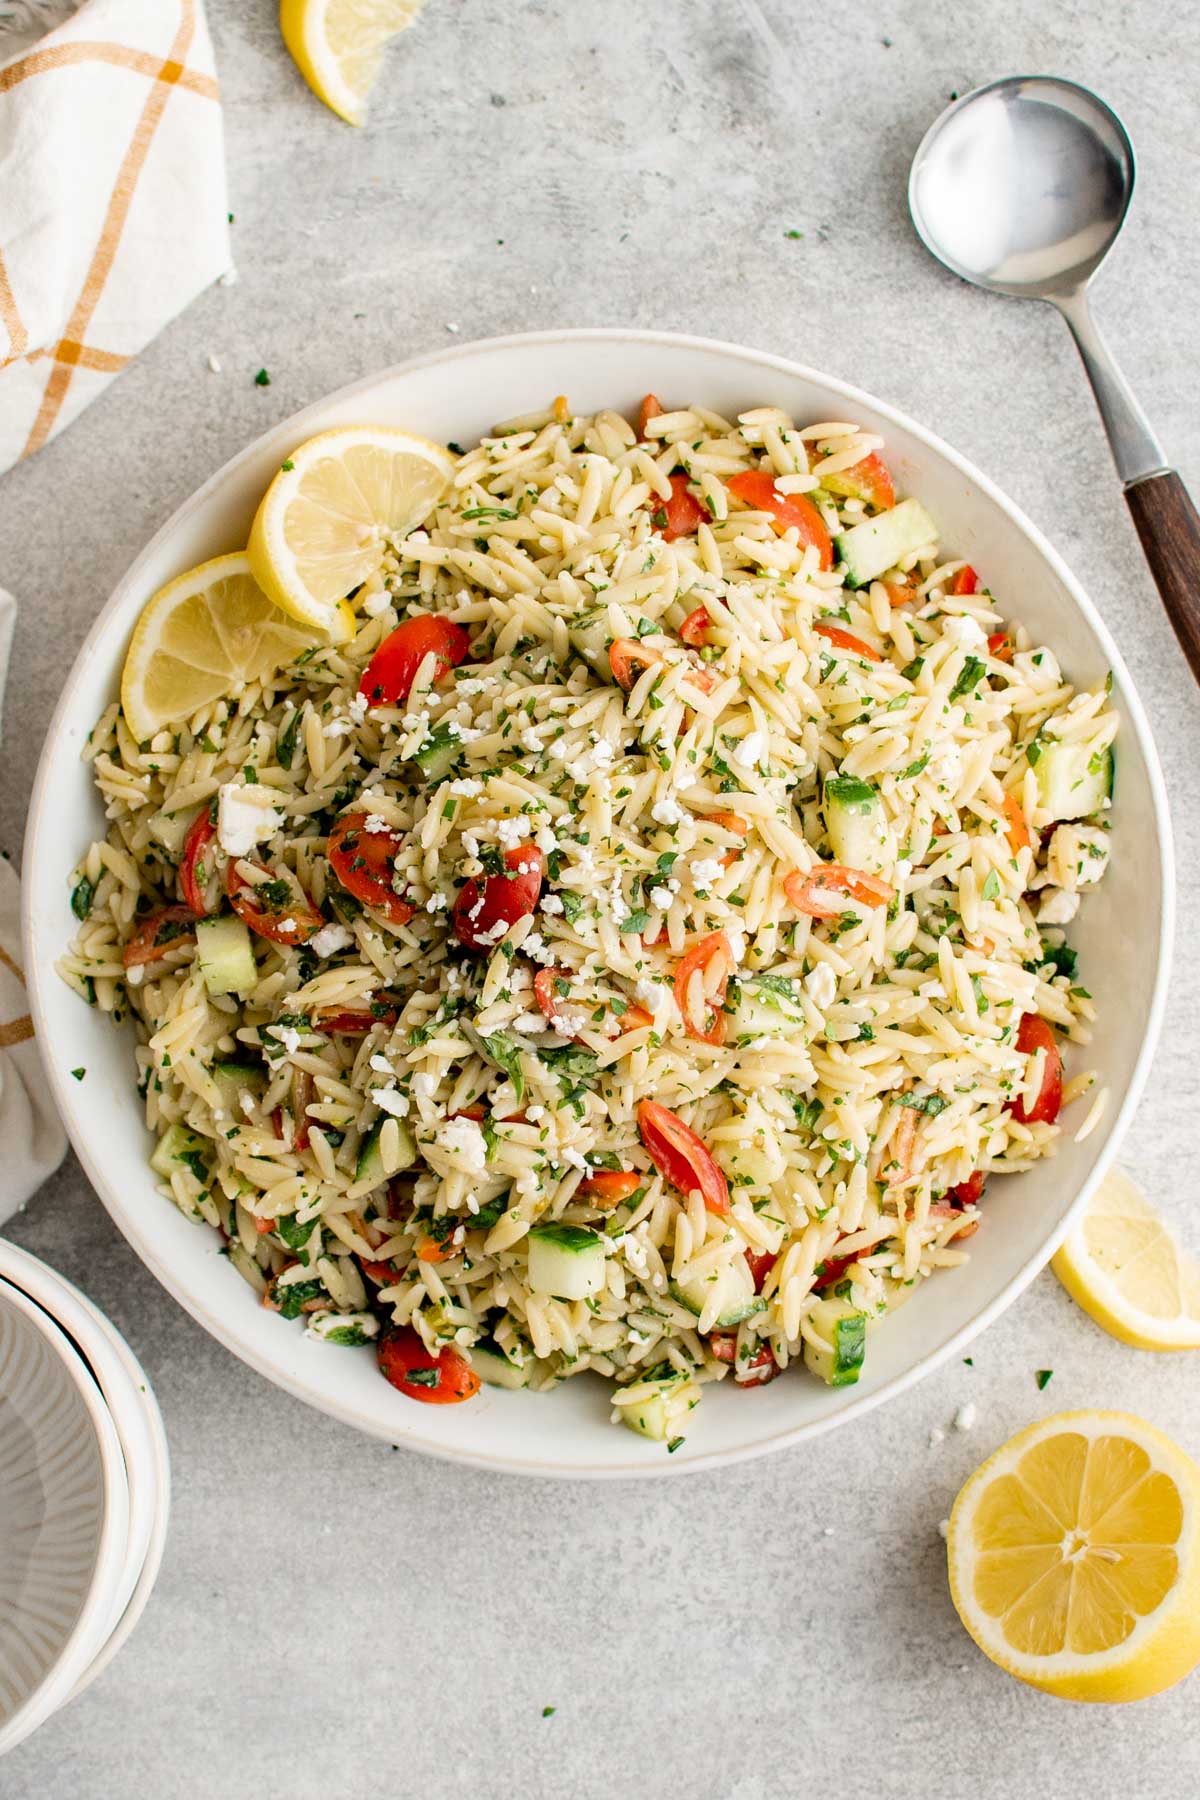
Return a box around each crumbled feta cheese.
[732,730,766,771]
[449,778,482,798]
[411,1071,438,1100]
[125,964,145,987]
[690,857,722,887]
[894,858,913,882]
[438,1116,488,1173]
[520,727,543,753]
[496,815,529,848]
[649,885,674,910]
[425,891,448,912]
[634,978,662,1009]
[919,979,947,1000]
[926,742,963,786]
[525,1104,546,1123]
[217,783,282,857]
[942,612,988,648]
[954,1402,977,1432]
[364,814,390,834]
[804,964,837,1010]
[540,894,564,915]
[309,922,353,958]
[271,1024,303,1055]
[368,1054,393,1075]
[1038,889,1080,926]
[362,590,391,618]
[590,738,615,767]
[560,1145,588,1171]
[512,1012,547,1034]
[374,1086,411,1117]
[535,824,559,854]
[278,918,296,935]
[650,793,684,826]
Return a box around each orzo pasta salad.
[61,394,1116,1444]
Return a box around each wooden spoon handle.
[1124,470,1200,683]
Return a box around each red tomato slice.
[609,637,663,692]
[453,845,545,951]
[417,1235,456,1265]
[377,1326,480,1404]
[745,1248,777,1293]
[358,615,471,709]
[948,1170,986,1208]
[578,1169,642,1205]
[1000,792,1032,855]
[637,1099,729,1214]
[784,863,895,917]
[361,1257,400,1286]
[734,1342,780,1386]
[988,632,1015,663]
[884,577,919,607]
[815,1243,863,1290]
[708,1329,738,1363]
[705,811,749,834]
[818,450,895,511]
[180,807,221,917]
[327,813,414,925]
[657,473,707,541]
[226,862,324,945]
[813,620,881,662]
[673,930,734,1045]
[952,565,980,596]
[678,606,712,647]
[637,393,664,439]
[313,1002,399,1035]
[726,470,833,570]
[122,905,197,968]
[1008,1013,1063,1125]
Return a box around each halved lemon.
[948,1411,1200,1702]
[247,426,453,636]
[120,552,346,743]
[280,0,425,127]
[1053,1168,1200,1351]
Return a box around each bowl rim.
[21,327,1175,1479]
[0,1241,171,1706]
[0,1276,131,1752]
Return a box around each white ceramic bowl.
[0,1278,130,1755]
[0,1241,170,1704]
[23,331,1172,1478]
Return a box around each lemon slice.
[120,552,346,743]
[1053,1168,1200,1351]
[948,1411,1200,1702]
[247,426,453,636]
[280,0,424,127]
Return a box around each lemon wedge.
[1053,1168,1200,1351]
[120,552,346,743]
[948,1411,1200,1702]
[247,426,453,637]
[279,0,424,127]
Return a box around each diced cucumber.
[527,1222,606,1301]
[413,720,464,784]
[466,1340,530,1389]
[724,973,808,1040]
[195,914,256,996]
[150,1122,206,1180]
[803,1296,868,1387]
[211,1060,265,1110]
[824,773,894,873]
[670,1255,765,1327]
[619,1374,698,1442]
[1030,739,1114,821]
[355,1118,418,1187]
[147,804,201,857]
[834,498,938,588]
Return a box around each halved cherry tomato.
[637,1099,729,1214]
[377,1325,480,1404]
[818,450,895,512]
[657,473,707,541]
[123,905,197,969]
[952,565,980,596]
[254,1215,275,1235]
[358,615,471,709]
[609,637,663,692]
[734,1342,780,1386]
[784,863,895,917]
[533,966,573,1027]
[708,1329,738,1363]
[678,606,712,647]
[327,813,414,925]
[227,861,324,945]
[813,620,881,662]
[884,577,919,607]
[313,1002,399,1035]
[815,1241,868,1290]
[948,1170,986,1208]
[706,811,749,835]
[578,1169,642,1205]
[451,1103,488,1122]
[727,469,833,570]
[622,1003,655,1030]
[745,1248,777,1293]
[361,1257,400,1286]
[453,845,545,951]
[999,792,1032,855]
[180,807,220,917]
[1008,1013,1063,1126]
[417,1235,456,1264]
[988,632,1015,663]
[637,393,664,439]
[673,930,734,1045]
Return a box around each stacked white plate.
[0,1239,170,1756]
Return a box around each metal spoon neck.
[1048,288,1170,487]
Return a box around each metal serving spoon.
[909,75,1200,682]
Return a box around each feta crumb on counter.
[954,1402,977,1432]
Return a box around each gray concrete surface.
[2,1,1199,1795]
